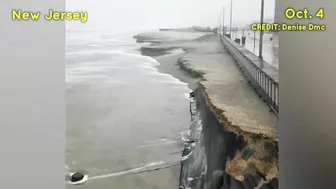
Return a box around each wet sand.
[155,53,201,90]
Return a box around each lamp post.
[218,14,221,33]
[253,30,256,53]
[229,0,233,38]
[258,0,264,59]
[219,10,222,32]
[223,7,225,35]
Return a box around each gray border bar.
[279,0,336,189]
[0,1,65,189]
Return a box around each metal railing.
[219,34,279,116]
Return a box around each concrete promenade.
[179,35,277,137]
[232,31,279,68]
[220,33,279,116]
[135,31,279,183]
[138,32,278,138]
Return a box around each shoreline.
[134,32,209,90]
[133,31,278,188]
[155,51,202,90]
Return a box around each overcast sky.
[66,0,275,32]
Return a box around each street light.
[222,7,225,35]
[258,0,264,59]
[219,10,222,31]
[229,0,233,38]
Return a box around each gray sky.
[66,0,275,32]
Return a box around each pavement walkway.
[178,34,277,138]
[233,32,279,68]
[136,32,278,138]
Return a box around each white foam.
[181,151,193,161]
[66,66,107,73]
[66,65,132,73]
[66,75,111,83]
[67,175,89,185]
[66,32,122,46]
[105,39,121,42]
[66,49,125,56]
[186,130,191,136]
[143,70,190,87]
[143,138,168,144]
[88,161,166,180]
[137,140,177,148]
[156,48,185,59]
[88,44,101,47]
[156,80,188,86]
[179,133,191,143]
[147,71,181,82]
[169,48,185,54]
[187,177,194,181]
[66,62,136,83]
[184,93,191,99]
[66,49,160,66]
[66,40,190,100]
[137,64,158,70]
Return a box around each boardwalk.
[232,31,279,69]
[177,34,277,137]
[137,32,278,137]
[221,33,279,115]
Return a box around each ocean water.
[65,29,193,189]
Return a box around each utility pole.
[258,0,264,59]
[219,11,222,31]
[222,7,225,35]
[218,14,220,33]
[253,31,256,53]
[229,0,233,38]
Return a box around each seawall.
[134,32,279,189]
[180,86,278,189]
